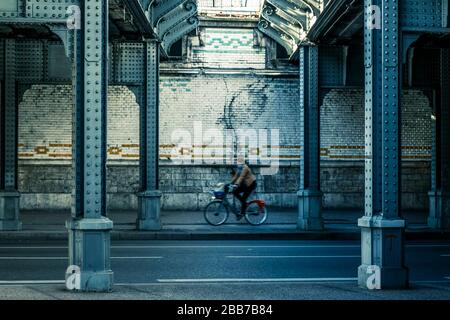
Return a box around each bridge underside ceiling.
[0,0,199,55]
[307,0,363,45]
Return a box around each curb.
[0,230,449,242]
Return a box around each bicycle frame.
[209,190,240,215]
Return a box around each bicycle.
[204,183,268,226]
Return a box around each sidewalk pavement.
[1,281,450,300]
[1,208,448,241]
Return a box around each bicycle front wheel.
[204,200,229,226]
[245,202,268,225]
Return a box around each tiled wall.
[191,28,266,69]
[320,89,432,160]
[18,86,432,162]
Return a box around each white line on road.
[0,244,448,250]
[157,277,358,283]
[407,245,450,248]
[0,280,65,285]
[111,256,163,259]
[0,278,449,286]
[226,255,360,259]
[440,254,450,257]
[0,256,163,260]
[0,257,66,260]
[0,245,361,249]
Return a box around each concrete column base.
[0,191,22,231]
[66,217,114,292]
[428,191,450,229]
[297,189,323,231]
[137,190,162,231]
[358,216,409,289]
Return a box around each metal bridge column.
[358,0,409,289]
[0,39,21,231]
[65,0,113,292]
[428,49,450,230]
[297,45,323,231]
[137,39,162,231]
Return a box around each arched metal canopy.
[127,0,200,54]
[139,0,199,54]
[257,0,323,57]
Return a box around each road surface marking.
[0,257,66,260]
[111,256,163,259]
[226,255,360,259]
[157,277,358,283]
[0,245,360,249]
[440,254,450,257]
[407,245,450,248]
[0,244,448,250]
[0,256,162,260]
[0,280,65,285]
[1,279,450,286]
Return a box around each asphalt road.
[0,240,449,299]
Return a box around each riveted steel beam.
[123,0,155,37]
[297,45,323,231]
[158,0,197,37]
[0,38,21,231]
[161,16,198,53]
[261,3,303,43]
[65,0,113,292]
[429,48,450,230]
[358,0,408,290]
[288,0,320,17]
[257,0,321,57]
[258,18,297,56]
[47,24,74,59]
[151,0,187,28]
[266,0,310,28]
[137,39,162,231]
[0,0,81,20]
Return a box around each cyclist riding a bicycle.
[228,154,257,216]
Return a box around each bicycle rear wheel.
[204,200,229,226]
[245,201,268,225]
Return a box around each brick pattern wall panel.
[320,89,432,160]
[19,85,73,159]
[191,28,266,69]
[159,74,301,162]
[107,86,140,160]
[18,85,433,161]
[18,85,140,160]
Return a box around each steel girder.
[357,0,408,289]
[146,0,199,54]
[297,45,323,231]
[157,1,197,39]
[0,38,21,231]
[0,0,80,20]
[261,2,303,44]
[161,15,198,53]
[136,39,162,231]
[0,39,17,191]
[65,0,113,292]
[257,0,321,57]
[428,49,450,230]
